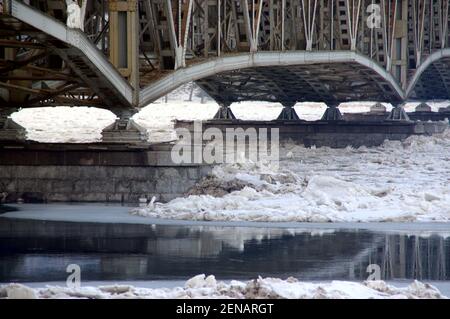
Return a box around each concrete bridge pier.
[321,105,343,121]
[213,104,236,120]
[0,108,26,141]
[386,104,410,121]
[415,103,432,112]
[277,103,301,121]
[101,109,149,144]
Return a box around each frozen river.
[3,92,450,298]
[1,203,449,298]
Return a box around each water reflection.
[0,218,448,282]
[368,234,448,281]
[0,205,17,214]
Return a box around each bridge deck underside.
[410,57,450,101]
[0,14,130,108]
[196,63,403,106]
[3,0,450,112]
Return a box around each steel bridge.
[1,0,450,139]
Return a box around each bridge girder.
[407,49,450,101]
[140,51,404,106]
[1,0,450,109]
[0,0,132,109]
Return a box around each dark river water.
[0,212,449,284]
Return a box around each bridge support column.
[101,109,149,144]
[321,105,343,121]
[386,104,410,121]
[0,108,26,141]
[277,104,300,120]
[415,102,432,112]
[213,104,236,120]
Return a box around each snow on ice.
[133,130,450,223]
[0,275,446,299]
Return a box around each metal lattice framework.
[1,0,450,110]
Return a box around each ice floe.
[0,275,446,299]
[133,131,450,222]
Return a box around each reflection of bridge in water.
[2,0,450,142]
[0,218,448,282]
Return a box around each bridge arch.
[407,49,450,101]
[139,51,405,108]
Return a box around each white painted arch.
[139,51,406,107]
[406,48,450,99]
